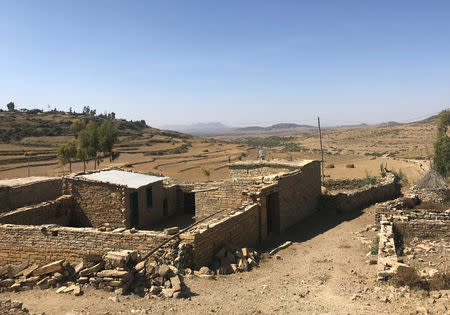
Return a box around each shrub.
[392,169,408,184]
[201,167,211,179]
[380,163,387,178]
[370,236,379,255]
[391,266,427,290]
[363,171,377,186]
[433,109,450,177]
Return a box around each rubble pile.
[209,246,260,275]
[0,299,28,315]
[0,239,194,299]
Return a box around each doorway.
[183,192,195,215]
[130,192,139,228]
[266,192,280,234]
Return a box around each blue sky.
[1,1,449,127]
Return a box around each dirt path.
[1,206,445,314]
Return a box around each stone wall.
[321,174,400,213]
[63,178,127,228]
[193,181,253,218]
[0,178,62,212]
[228,161,302,178]
[0,224,170,266]
[393,220,450,243]
[277,161,321,231]
[187,204,261,268]
[0,195,76,226]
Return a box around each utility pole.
[317,116,324,183]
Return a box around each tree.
[98,119,118,161]
[77,121,99,170]
[70,119,85,139]
[433,109,450,178]
[57,139,77,173]
[6,102,14,112]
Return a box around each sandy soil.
[1,206,447,315]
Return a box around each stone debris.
[0,299,28,315]
[208,245,260,275]
[0,238,193,299]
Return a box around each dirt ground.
[1,206,448,315]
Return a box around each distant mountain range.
[161,121,402,136]
[161,122,233,134]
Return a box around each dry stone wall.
[0,178,62,212]
[187,204,261,268]
[0,224,170,266]
[193,181,253,218]
[63,178,127,228]
[0,195,75,226]
[321,174,400,213]
[277,161,321,231]
[228,160,307,178]
[393,221,450,243]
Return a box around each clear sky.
[1,0,449,127]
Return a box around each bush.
[380,163,387,178]
[363,171,377,186]
[391,266,427,290]
[433,109,450,177]
[392,169,408,184]
[370,236,379,255]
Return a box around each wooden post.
[318,117,325,182]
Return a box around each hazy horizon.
[1,1,449,128]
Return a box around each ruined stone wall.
[0,178,62,212]
[188,204,260,268]
[393,220,450,243]
[321,174,400,213]
[64,178,127,228]
[277,161,321,231]
[0,195,75,226]
[0,224,170,266]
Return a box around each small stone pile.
[0,299,28,315]
[76,250,138,294]
[209,246,260,275]
[0,244,192,299]
[0,259,77,293]
[144,260,188,298]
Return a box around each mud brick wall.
[277,161,321,231]
[321,174,400,213]
[0,178,62,212]
[0,195,76,226]
[64,178,127,228]
[189,204,261,268]
[0,225,169,266]
[393,220,450,243]
[194,181,252,218]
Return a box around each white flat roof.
[75,170,166,189]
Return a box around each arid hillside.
[0,110,442,185]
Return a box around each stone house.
[63,169,181,229]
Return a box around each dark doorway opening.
[183,193,195,215]
[266,192,280,234]
[163,199,168,216]
[130,192,139,228]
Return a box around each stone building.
[0,160,324,268]
[63,169,181,229]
